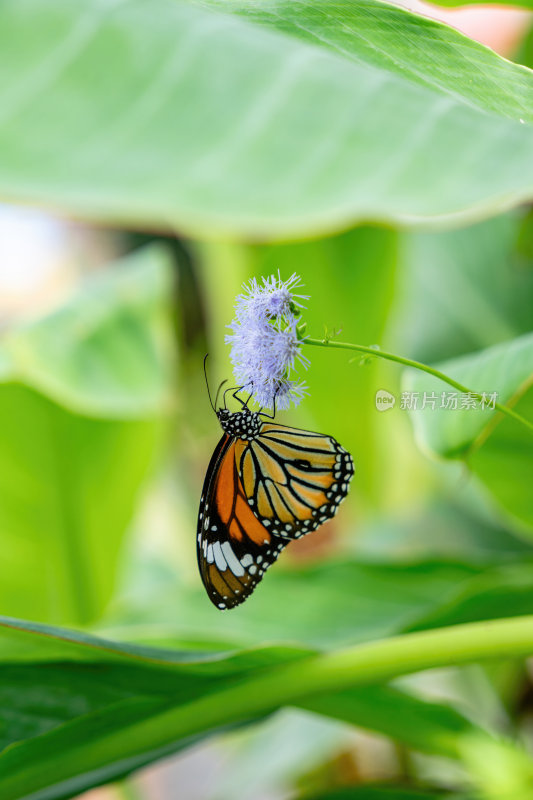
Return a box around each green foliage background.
[0,1,533,799]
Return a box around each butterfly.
[197,381,354,610]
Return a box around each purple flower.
[226,273,309,410]
[234,273,307,321]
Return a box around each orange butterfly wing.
[197,435,284,609]
[237,422,354,540]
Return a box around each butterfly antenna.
[214,379,228,410]
[203,354,216,412]
[222,384,232,410]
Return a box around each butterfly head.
[217,407,262,441]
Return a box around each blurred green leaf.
[0,1,533,237]
[396,213,533,364]
[469,387,533,532]
[299,685,476,759]
[405,333,533,459]
[405,560,533,632]
[109,555,533,654]
[0,386,163,626]
[404,334,533,530]
[0,245,175,417]
[226,0,532,122]
[354,500,533,564]
[0,246,175,624]
[0,616,496,799]
[108,559,481,649]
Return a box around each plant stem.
[305,337,533,436]
[163,617,533,739]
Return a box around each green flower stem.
[304,337,533,436]
[153,617,533,740]
[4,617,533,798]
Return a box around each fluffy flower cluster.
[226,273,309,410]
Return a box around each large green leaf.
[0,0,533,238]
[0,386,163,625]
[0,245,175,417]
[404,333,533,458]
[0,246,174,624]
[107,559,482,649]
[395,212,533,364]
[225,0,532,121]
[469,388,533,532]
[404,560,533,632]
[354,498,533,564]
[403,334,533,530]
[0,615,509,800]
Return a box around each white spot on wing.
[221,541,245,577]
[213,541,227,571]
[241,553,253,567]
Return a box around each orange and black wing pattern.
[197,434,285,609]
[198,420,354,610]
[236,422,354,540]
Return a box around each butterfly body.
[197,405,354,610]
